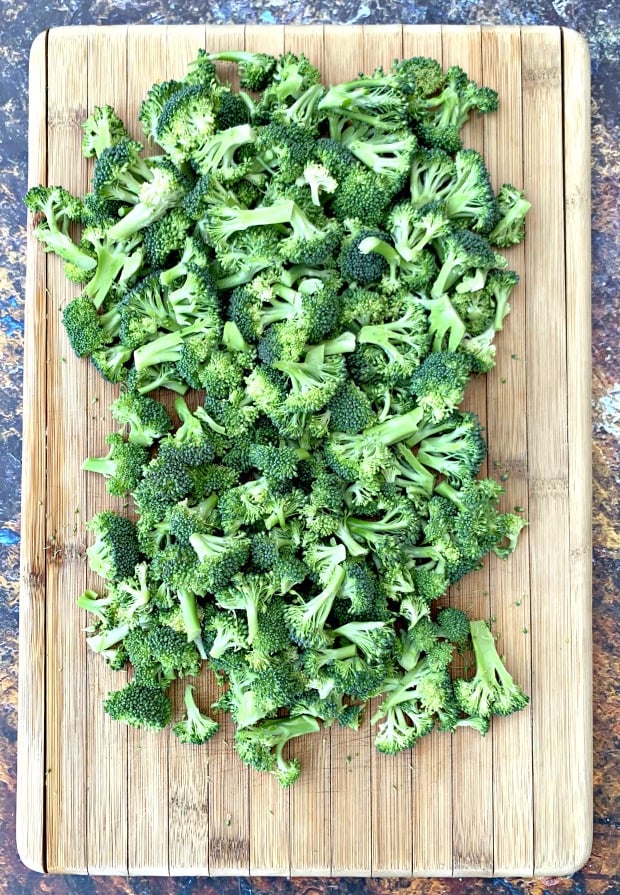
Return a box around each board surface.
[18,24,592,878]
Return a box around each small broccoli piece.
[253,122,318,184]
[338,225,390,286]
[324,407,423,483]
[61,295,121,358]
[143,207,193,268]
[408,147,457,209]
[215,573,277,645]
[356,303,431,384]
[207,49,277,91]
[108,156,191,242]
[411,65,498,152]
[258,52,322,118]
[488,183,532,248]
[274,343,348,413]
[411,410,487,484]
[347,128,417,187]
[24,184,93,273]
[285,561,346,649]
[189,530,250,590]
[82,432,148,496]
[103,681,172,731]
[299,162,338,206]
[442,149,499,235]
[315,137,359,182]
[92,136,152,204]
[118,272,178,350]
[453,619,529,719]
[125,361,189,396]
[173,685,219,745]
[387,199,450,262]
[139,79,184,141]
[86,510,142,582]
[234,714,321,787]
[154,83,219,163]
[331,164,399,228]
[109,390,173,447]
[90,343,133,384]
[326,380,376,434]
[81,105,130,159]
[192,122,257,179]
[318,70,410,130]
[409,351,474,422]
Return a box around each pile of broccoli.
[26,49,531,785]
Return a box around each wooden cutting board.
[17,24,592,878]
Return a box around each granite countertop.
[1,2,618,894]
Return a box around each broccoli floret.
[109,390,173,447]
[143,207,193,268]
[453,619,529,718]
[86,510,142,582]
[326,380,376,434]
[207,49,277,91]
[387,199,450,262]
[173,685,219,745]
[82,432,148,496]
[61,295,121,358]
[331,164,398,228]
[318,70,410,130]
[154,83,219,164]
[409,351,474,422]
[347,128,417,187]
[411,65,498,152]
[215,572,277,645]
[442,149,499,235]
[24,184,89,270]
[139,79,184,142]
[192,122,256,179]
[299,162,338,207]
[409,148,456,208]
[338,225,390,286]
[234,714,321,787]
[90,343,133,384]
[356,303,431,384]
[258,52,322,118]
[103,681,172,731]
[315,137,359,182]
[189,530,250,590]
[411,410,487,484]
[273,343,348,413]
[81,104,130,159]
[118,272,177,350]
[488,183,531,248]
[285,561,346,649]
[107,156,191,242]
[324,407,423,483]
[92,137,152,204]
[253,122,317,184]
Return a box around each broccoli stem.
[178,587,203,646]
[81,456,117,477]
[364,407,424,446]
[133,329,184,371]
[469,619,514,692]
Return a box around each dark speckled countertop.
[1,2,618,894]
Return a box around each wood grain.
[18,24,592,878]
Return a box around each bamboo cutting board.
[18,24,592,878]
